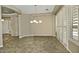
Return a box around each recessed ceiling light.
[34,5,37,6]
[45,9,49,11]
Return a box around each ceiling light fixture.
[30,21,33,23]
[30,5,42,24]
[39,20,42,23]
[33,20,37,23]
[30,20,42,24]
[1,19,4,22]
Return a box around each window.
[72,6,79,40]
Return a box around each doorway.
[1,6,19,48]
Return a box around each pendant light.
[1,19,4,22]
[30,5,42,24]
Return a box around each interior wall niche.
[2,13,19,36]
[2,5,19,37]
[2,17,11,34]
[0,5,20,47]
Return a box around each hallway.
[0,35,68,53]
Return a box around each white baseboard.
[19,34,34,38]
[66,48,72,53]
[11,33,19,37]
[19,34,55,38]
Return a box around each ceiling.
[2,7,16,14]
[14,5,55,14]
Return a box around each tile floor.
[0,34,69,53]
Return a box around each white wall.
[19,13,55,38]
[55,6,72,51]
[2,18,10,34]
[0,6,3,47]
[19,14,31,37]
[10,14,19,36]
[2,14,19,36]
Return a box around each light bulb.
[39,20,42,23]
[1,19,4,22]
[33,20,37,22]
[30,21,33,23]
